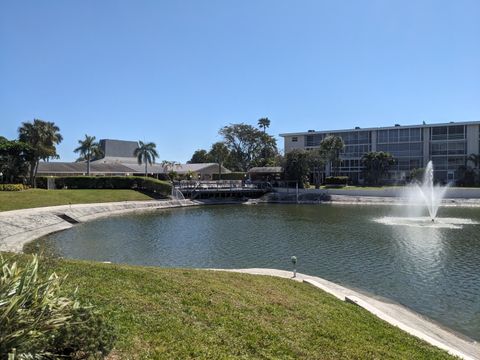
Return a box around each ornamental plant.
[0,255,114,359]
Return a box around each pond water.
[33,204,480,340]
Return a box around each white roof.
[91,158,231,174]
[279,120,480,137]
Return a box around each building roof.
[99,139,138,158]
[121,162,231,174]
[38,161,231,175]
[37,162,135,174]
[248,167,283,173]
[279,120,480,137]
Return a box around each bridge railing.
[172,180,269,191]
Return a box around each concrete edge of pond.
[211,268,479,360]
[0,199,205,252]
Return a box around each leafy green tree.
[74,134,102,175]
[209,142,230,179]
[219,123,278,171]
[308,149,325,188]
[257,117,271,133]
[18,119,63,187]
[409,168,425,183]
[467,153,480,185]
[0,138,33,183]
[189,149,211,163]
[361,151,396,186]
[319,135,344,176]
[284,149,311,188]
[134,141,159,177]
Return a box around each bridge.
[172,180,271,200]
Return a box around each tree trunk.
[87,154,91,175]
[29,160,36,186]
[33,160,39,188]
[145,161,148,178]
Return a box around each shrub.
[0,255,114,359]
[48,307,115,359]
[36,176,172,197]
[212,172,246,180]
[324,176,349,185]
[0,184,27,191]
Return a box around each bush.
[36,176,172,197]
[48,307,115,359]
[324,176,349,185]
[212,172,246,180]
[0,184,27,191]
[0,255,114,358]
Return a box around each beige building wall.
[284,135,305,153]
[466,124,479,156]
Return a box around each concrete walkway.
[0,199,199,252]
[215,268,479,360]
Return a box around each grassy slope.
[34,258,454,359]
[0,189,154,212]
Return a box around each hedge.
[0,184,28,191]
[36,177,171,197]
[324,176,349,185]
[212,172,246,180]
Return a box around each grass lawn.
[0,189,155,212]
[15,256,454,359]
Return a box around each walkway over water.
[172,180,271,199]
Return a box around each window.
[291,137,298,142]
[389,129,399,143]
[431,127,448,141]
[431,142,447,155]
[448,125,465,140]
[377,130,388,143]
[399,129,409,142]
[410,128,421,141]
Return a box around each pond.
[32,203,480,341]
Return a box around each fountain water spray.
[414,161,449,221]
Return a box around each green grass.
[17,257,455,359]
[0,189,155,212]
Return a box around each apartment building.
[280,121,480,183]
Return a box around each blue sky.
[1,0,479,162]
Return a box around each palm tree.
[319,135,344,176]
[18,119,63,187]
[161,160,179,180]
[257,117,271,133]
[134,141,159,178]
[209,142,230,179]
[74,135,102,175]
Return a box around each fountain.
[171,187,186,202]
[374,161,478,229]
[414,161,449,221]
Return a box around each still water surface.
[36,204,480,340]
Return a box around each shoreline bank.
[213,268,479,360]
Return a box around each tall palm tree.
[18,119,63,186]
[257,117,271,133]
[74,135,102,175]
[134,141,159,177]
[209,142,229,179]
